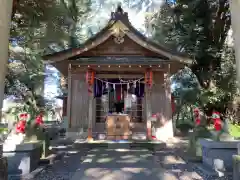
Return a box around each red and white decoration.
[35,113,44,126]
[193,108,201,125]
[212,111,222,131]
[16,113,29,134]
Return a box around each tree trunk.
[0,0,13,118]
[230,0,240,89]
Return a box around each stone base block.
[199,139,240,172]
[233,155,240,180]
[3,142,42,175]
[0,157,8,180]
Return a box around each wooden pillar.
[145,85,152,139]
[88,94,94,141]
[230,0,240,88]
[67,64,72,128]
[0,0,13,119]
[87,70,94,141]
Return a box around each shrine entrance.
[42,5,192,141]
[94,73,145,135]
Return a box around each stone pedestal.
[0,144,8,180]
[199,139,240,172]
[3,142,42,176]
[233,143,240,180]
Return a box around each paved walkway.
[71,148,165,180]
[34,147,205,180]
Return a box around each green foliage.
[0,128,8,134]
[151,0,236,122]
[152,0,231,86]
[5,0,92,125]
[229,124,240,138]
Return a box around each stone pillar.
[230,0,240,87]
[0,0,13,119]
[233,143,240,180]
[155,72,174,141]
[164,72,174,139]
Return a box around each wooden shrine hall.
[43,5,192,141]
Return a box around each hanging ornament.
[102,81,104,96]
[113,83,116,90]
[138,80,141,96]
[133,81,136,88]
[121,83,123,100]
[145,69,153,88]
[127,83,130,90]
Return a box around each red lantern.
[86,69,95,86]
[212,111,222,131]
[145,69,153,87]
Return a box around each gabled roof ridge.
[43,5,192,64]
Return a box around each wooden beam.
[96,74,143,79]
[67,64,72,128]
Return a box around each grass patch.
[229,124,240,138]
[0,127,7,134]
[208,124,240,138]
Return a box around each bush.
[176,123,194,134]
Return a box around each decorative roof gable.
[43,4,192,65]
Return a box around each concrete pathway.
[70,148,166,180]
[34,138,233,180]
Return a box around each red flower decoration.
[35,114,44,126]
[16,120,26,134]
[19,113,28,121]
[152,136,157,140]
[214,119,222,131]
[195,118,201,125]
[193,108,201,126]
[152,114,157,118]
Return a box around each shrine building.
[43,5,192,141]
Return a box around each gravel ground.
[33,150,89,180]
[153,149,233,180]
